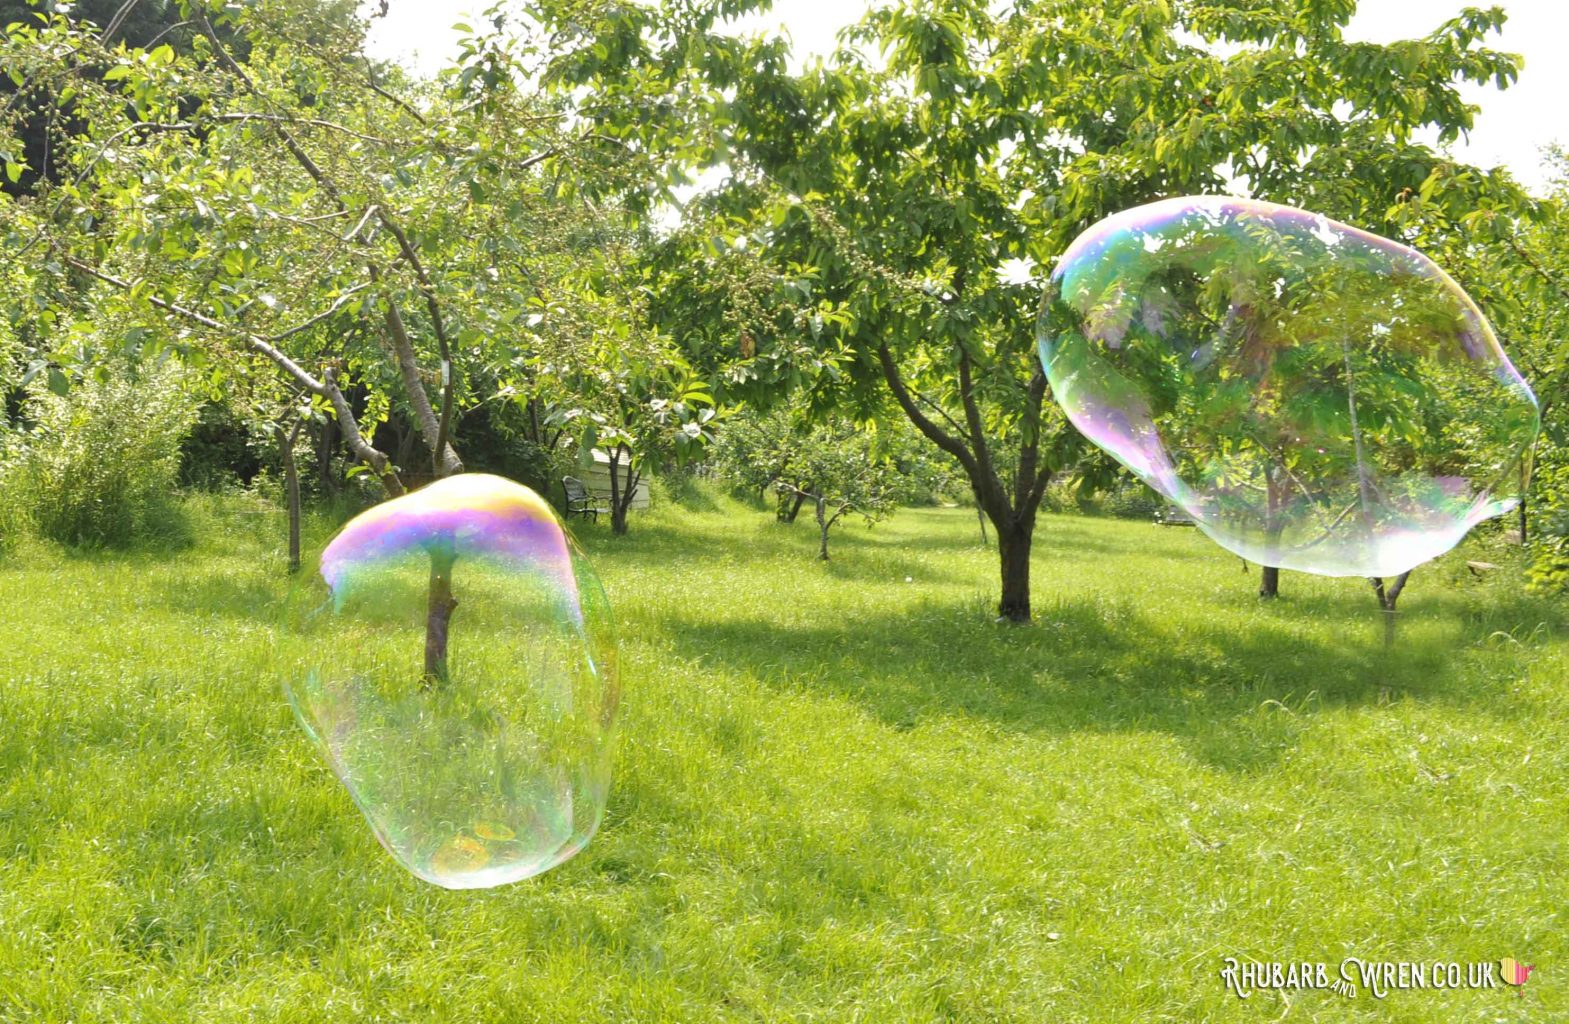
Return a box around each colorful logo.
[1499,958,1535,995]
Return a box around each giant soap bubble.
[282,473,618,888]
[1038,196,1539,577]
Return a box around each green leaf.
[47,368,69,396]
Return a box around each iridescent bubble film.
[1038,196,1540,577]
[281,474,618,889]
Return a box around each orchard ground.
[1,487,1563,1022]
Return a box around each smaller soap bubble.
[1038,196,1540,577]
[280,473,618,889]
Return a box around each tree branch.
[877,344,978,479]
[268,283,370,342]
[199,12,460,477]
[956,343,996,495]
[61,255,403,495]
[1015,367,1050,513]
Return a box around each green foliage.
[8,359,197,547]
[546,0,1538,617]
[1397,148,1569,588]
[715,403,900,557]
[178,400,263,490]
[2,0,691,500]
[1527,454,1569,592]
[712,403,802,503]
[0,425,25,553]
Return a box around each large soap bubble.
[281,473,618,889]
[1038,196,1539,577]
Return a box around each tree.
[716,404,898,559]
[564,341,716,535]
[545,0,1530,621]
[714,405,813,520]
[1391,150,1569,591]
[0,0,669,675]
[778,419,899,561]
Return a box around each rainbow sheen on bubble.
[1038,196,1539,578]
[281,473,617,889]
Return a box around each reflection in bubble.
[1039,196,1539,578]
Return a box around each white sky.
[363,0,1568,194]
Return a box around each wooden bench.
[563,475,609,522]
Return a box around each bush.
[10,361,198,547]
[457,404,563,497]
[179,399,263,490]
[1527,449,1569,593]
[0,431,27,555]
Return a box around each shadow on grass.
[581,516,983,588]
[654,588,1538,774]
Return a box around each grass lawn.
[1,488,1564,1022]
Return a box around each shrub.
[0,430,27,555]
[12,361,198,547]
[179,399,263,490]
[1527,449,1569,593]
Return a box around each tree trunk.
[423,541,459,684]
[608,446,635,536]
[1518,460,1528,543]
[976,501,989,546]
[997,521,1033,623]
[816,493,830,560]
[874,342,1050,624]
[282,417,303,574]
[1370,571,1412,648]
[317,414,338,494]
[780,490,807,524]
[395,415,418,476]
[1259,466,1283,598]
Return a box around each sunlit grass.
[1,486,1563,1021]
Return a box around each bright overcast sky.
[363,0,1568,194]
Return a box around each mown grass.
[1,487,1564,1022]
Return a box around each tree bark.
[816,493,830,560]
[608,445,636,536]
[780,489,806,523]
[382,294,462,476]
[317,414,338,494]
[1259,466,1283,598]
[281,417,303,574]
[1370,571,1412,648]
[997,519,1034,623]
[875,342,1051,623]
[1518,460,1528,544]
[423,541,459,684]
